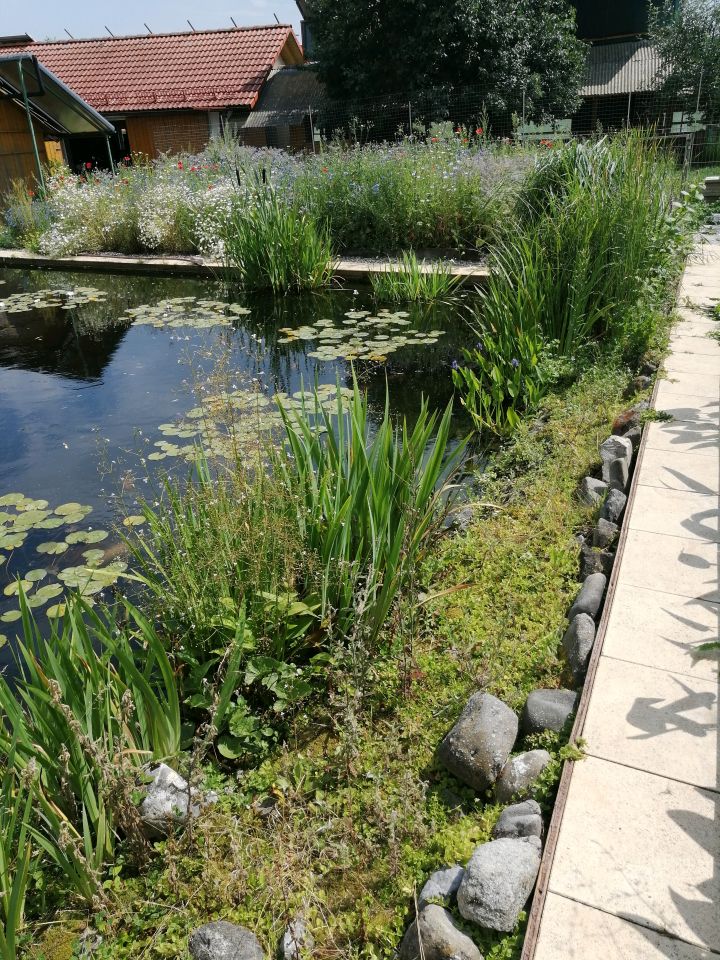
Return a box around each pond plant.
[369,251,464,303]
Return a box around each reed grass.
[369,251,463,302]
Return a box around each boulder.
[568,573,606,621]
[607,456,629,492]
[600,436,633,483]
[188,921,264,960]
[625,425,642,452]
[138,763,199,837]
[562,614,596,682]
[418,865,465,908]
[520,689,578,736]
[438,693,518,792]
[492,799,543,840]
[578,476,608,507]
[580,544,614,579]
[600,488,627,525]
[612,402,648,437]
[494,750,551,804]
[457,837,542,932]
[281,918,313,960]
[398,904,483,960]
[593,519,619,549]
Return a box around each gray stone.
[625,425,642,452]
[418,865,465,908]
[600,488,627,524]
[607,456,629,492]
[624,375,653,398]
[580,544,614,579]
[579,476,608,507]
[188,921,264,960]
[568,572,607,620]
[399,904,483,960]
[520,689,578,736]
[494,750,552,804]
[438,693,518,792]
[593,518,619,549]
[562,613,596,682]
[600,436,633,482]
[492,799,543,840]
[457,837,542,932]
[281,918,313,960]
[451,505,476,532]
[138,763,196,837]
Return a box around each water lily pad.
[19,499,49,511]
[0,610,21,623]
[37,541,69,555]
[0,532,26,550]
[122,515,145,527]
[54,502,84,516]
[0,634,6,647]
[0,493,24,506]
[65,529,108,545]
[82,549,105,565]
[25,568,47,582]
[47,603,66,619]
[3,580,32,597]
[36,517,65,530]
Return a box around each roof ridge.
[21,24,293,46]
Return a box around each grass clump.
[369,251,464,302]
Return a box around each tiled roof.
[243,66,327,128]
[1,26,303,113]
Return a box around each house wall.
[0,98,53,193]
[126,111,211,158]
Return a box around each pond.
[0,267,475,661]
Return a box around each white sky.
[1,0,302,41]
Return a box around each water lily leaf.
[147,452,166,461]
[25,568,47,582]
[0,610,21,623]
[122,515,145,527]
[0,532,26,550]
[36,516,65,530]
[54,502,84,516]
[19,499,49,511]
[46,603,66,619]
[82,549,105,565]
[3,580,32,597]
[37,541,69,555]
[0,494,24,506]
[0,634,6,647]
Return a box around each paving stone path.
[531,224,720,960]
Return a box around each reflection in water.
[0,266,477,657]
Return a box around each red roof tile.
[3,26,302,113]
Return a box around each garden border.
[519,372,659,960]
[0,249,490,285]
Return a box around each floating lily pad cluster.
[124,297,251,329]
[0,286,107,314]
[278,309,445,362]
[151,383,353,463]
[0,492,127,631]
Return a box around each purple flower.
[511,358,520,369]
[451,359,460,370]
[476,341,485,353]
[371,182,380,194]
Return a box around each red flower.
[476,127,483,135]
[177,160,184,169]
[27,189,35,198]
[321,166,329,173]
[85,162,92,169]
[123,155,131,162]
[431,137,438,143]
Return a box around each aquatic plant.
[0,594,181,898]
[0,747,34,960]
[222,189,335,292]
[369,251,463,302]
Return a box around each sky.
[2,0,302,41]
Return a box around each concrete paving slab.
[644,420,720,458]
[582,657,717,790]
[638,445,720,494]
[601,582,720,681]
[628,485,719,542]
[669,335,720,357]
[535,894,717,960]
[656,370,720,400]
[618,529,720,603]
[665,352,720,376]
[651,386,720,424]
[671,321,720,339]
[548,756,720,951]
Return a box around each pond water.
[0,267,475,660]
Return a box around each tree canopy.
[650,0,720,109]
[306,0,587,117]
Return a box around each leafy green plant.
[222,189,335,292]
[370,251,463,302]
[0,747,35,960]
[0,593,181,900]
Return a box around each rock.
[568,572,607,620]
[600,488,627,525]
[494,750,551,804]
[138,763,199,837]
[398,904,483,960]
[625,425,642,452]
[593,518,619,549]
[521,689,578,735]
[457,837,542,932]
[578,476,607,506]
[607,456,629,492]
[188,921,264,960]
[418,865,465,908]
[450,505,476,532]
[281,918,313,960]
[438,693,518,792]
[600,436,632,483]
[624,375,652,398]
[640,361,658,376]
[562,613,596,682]
[492,799,543,840]
[580,544,614,579]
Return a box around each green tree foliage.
[306,0,587,115]
[650,0,720,106]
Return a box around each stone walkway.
[530,225,720,960]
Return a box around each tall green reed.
[369,251,463,302]
[0,746,34,960]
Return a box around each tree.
[305,0,587,116]
[650,0,720,109]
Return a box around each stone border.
[0,248,490,286]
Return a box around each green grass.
[27,362,635,960]
[369,251,464,302]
